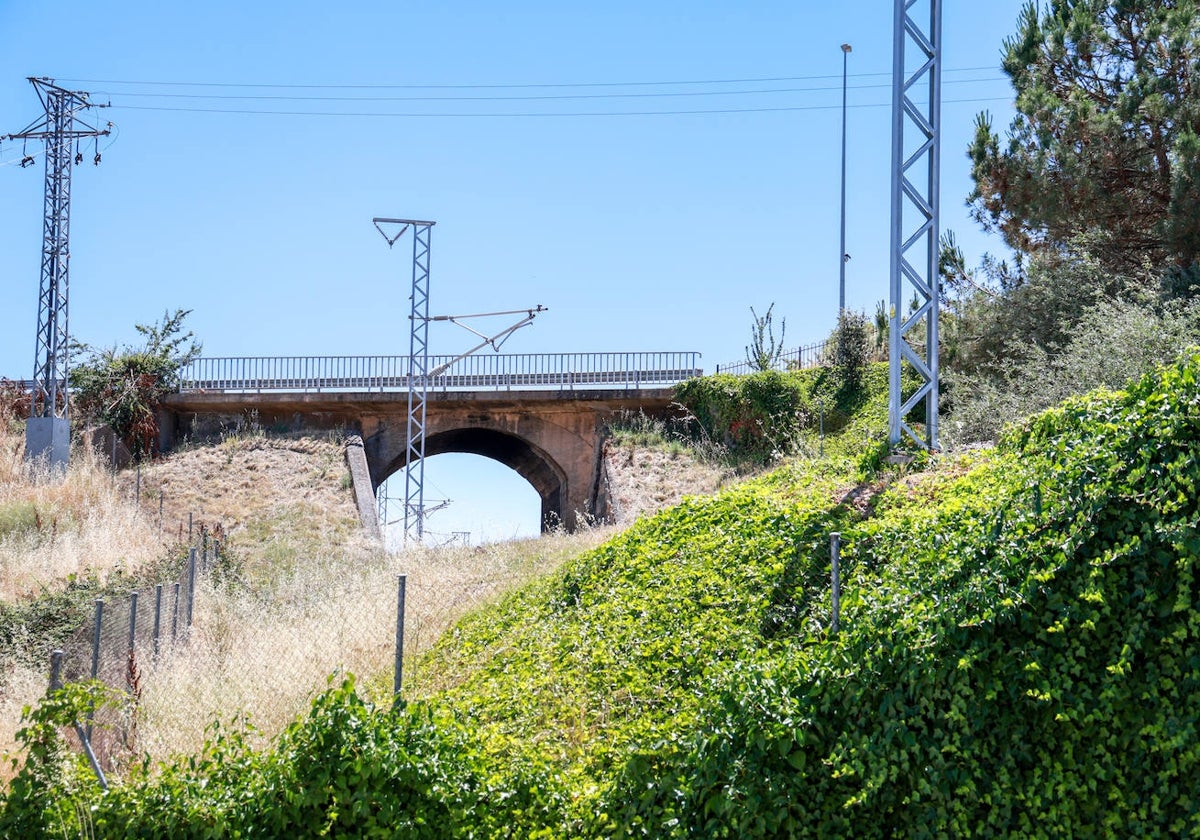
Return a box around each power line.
[102,95,1013,119]
[56,65,1002,91]
[86,76,1004,105]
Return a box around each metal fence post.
[90,598,103,680]
[49,649,63,692]
[127,591,139,692]
[186,548,197,630]
[51,650,109,788]
[394,574,407,705]
[171,582,181,643]
[152,584,163,661]
[830,532,842,637]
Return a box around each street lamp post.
[839,42,852,314]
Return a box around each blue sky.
[0,1,1026,543]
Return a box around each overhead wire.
[84,75,1003,104]
[101,96,1012,119]
[56,66,1002,91]
[49,66,1013,119]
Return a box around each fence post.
[830,532,842,637]
[90,599,103,681]
[127,591,139,693]
[49,649,63,692]
[394,574,407,706]
[51,650,109,789]
[153,584,163,661]
[159,490,164,533]
[87,599,103,740]
[171,582,181,642]
[188,512,193,542]
[186,548,197,631]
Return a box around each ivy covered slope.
[5,355,1199,836]
[625,354,1200,837]
[427,353,1200,836]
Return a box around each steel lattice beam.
[889,0,942,450]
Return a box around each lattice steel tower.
[4,77,110,470]
[374,217,435,543]
[889,0,942,450]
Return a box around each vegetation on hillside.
[70,309,201,459]
[4,348,1196,836]
[5,3,1200,835]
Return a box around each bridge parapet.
[178,351,703,394]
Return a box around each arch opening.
[378,427,568,542]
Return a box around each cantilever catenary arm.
[424,305,548,377]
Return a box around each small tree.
[71,309,202,459]
[745,304,787,372]
[831,309,869,394]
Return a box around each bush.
[831,309,869,394]
[674,371,813,464]
[614,352,1200,836]
[71,309,201,459]
[945,296,1200,445]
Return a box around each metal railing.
[714,341,831,375]
[177,352,704,394]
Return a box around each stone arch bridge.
[159,352,702,533]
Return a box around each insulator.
[20,155,34,168]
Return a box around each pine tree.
[969,0,1200,280]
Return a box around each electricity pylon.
[4,77,111,470]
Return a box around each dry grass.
[0,411,712,778]
[114,430,364,578]
[0,421,167,603]
[603,438,730,525]
[131,528,614,762]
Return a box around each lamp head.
[841,43,852,53]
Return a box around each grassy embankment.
[0,415,617,774]
[4,356,1199,835]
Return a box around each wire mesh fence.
[40,521,611,777]
[52,535,217,770]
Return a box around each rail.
[176,352,704,393]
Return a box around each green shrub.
[0,501,39,539]
[945,296,1200,445]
